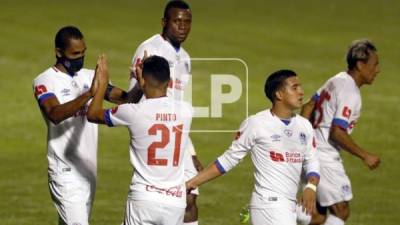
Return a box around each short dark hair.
[264,69,297,103]
[142,55,170,85]
[346,39,377,70]
[55,26,83,51]
[163,0,190,20]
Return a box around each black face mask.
[57,55,84,76]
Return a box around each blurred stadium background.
[0,0,399,224]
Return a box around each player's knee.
[330,202,350,221]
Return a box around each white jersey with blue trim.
[311,72,361,163]
[104,97,193,208]
[33,67,98,181]
[128,34,191,101]
[215,109,319,203]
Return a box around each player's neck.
[54,63,69,75]
[347,69,364,87]
[143,89,167,99]
[270,105,294,120]
[162,34,181,51]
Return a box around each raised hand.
[96,54,109,86]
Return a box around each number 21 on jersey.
[147,124,183,167]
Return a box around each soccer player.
[87,55,193,225]
[32,26,128,225]
[127,1,202,224]
[300,39,381,225]
[186,70,320,225]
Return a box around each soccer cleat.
[239,205,250,223]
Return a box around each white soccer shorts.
[249,193,296,225]
[123,200,185,225]
[49,178,95,225]
[317,163,353,207]
[184,138,199,195]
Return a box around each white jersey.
[128,34,191,101]
[311,72,361,164]
[104,97,193,208]
[215,110,319,203]
[33,67,98,182]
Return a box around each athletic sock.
[184,221,198,225]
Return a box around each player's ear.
[355,60,365,72]
[275,89,283,101]
[161,17,167,29]
[55,48,63,58]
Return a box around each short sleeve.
[332,88,360,129]
[215,117,256,173]
[104,103,139,127]
[33,76,56,106]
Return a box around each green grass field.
[1,0,399,224]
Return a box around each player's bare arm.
[87,55,110,124]
[105,86,129,105]
[186,163,222,191]
[301,99,316,121]
[39,89,93,125]
[330,125,380,169]
[126,50,149,103]
[301,175,319,215]
[192,155,204,172]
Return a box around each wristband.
[304,183,317,192]
[104,84,114,101]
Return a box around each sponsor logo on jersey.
[299,132,307,145]
[145,185,183,198]
[270,151,285,162]
[284,129,293,137]
[83,83,89,90]
[270,150,303,163]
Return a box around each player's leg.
[49,179,93,225]
[184,138,200,225]
[317,165,352,225]
[324,201,349,225]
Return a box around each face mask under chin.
[57,56,84,76]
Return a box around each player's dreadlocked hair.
[264,69,297,103]
[346,39,377,70]
[163,0,190,20]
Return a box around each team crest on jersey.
[299,132,307,145]
[270,134,281,142]
[61,88,70,96]
[284,129,292,137]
